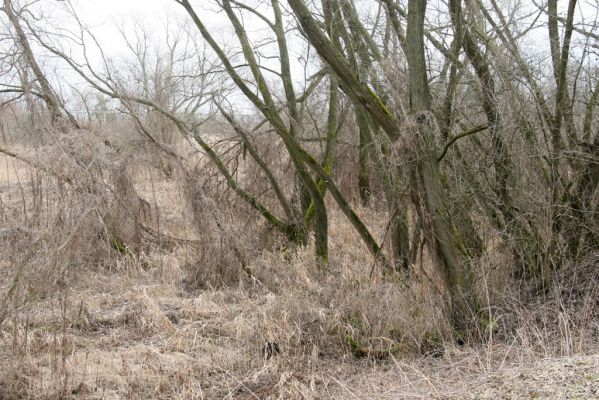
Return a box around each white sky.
[4,0,599,112]
[65,0,599,59]
[59,0,314,113]
[75,0,177,23]
[70,0,191,52]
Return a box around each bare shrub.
[179,165,252,289]
[483,252,599,359]
[0,128,162,323]
[105,163,152,255]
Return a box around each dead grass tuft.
[0,123,597,399]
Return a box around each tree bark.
[3,0,65,126]
[406,0,473,331]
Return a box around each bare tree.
[3,0,598,339]
[0,0,77,128]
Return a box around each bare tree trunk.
[272,0,313,232]
[357,108,372,206]
[335,0,410,270]
[406,0,473,331]
[3,0,64,126]
[547,0,578,278]
[16,62,37,127]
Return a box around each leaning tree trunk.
[3,0,64,126]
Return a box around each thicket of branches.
[1,0,598,339]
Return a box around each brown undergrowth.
[0,126,597,399]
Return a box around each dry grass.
[0,124,598,399]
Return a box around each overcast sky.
[61,0,312,113]
[9,0,599,112]
[75,0,176,23]
[71,0,188,51]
